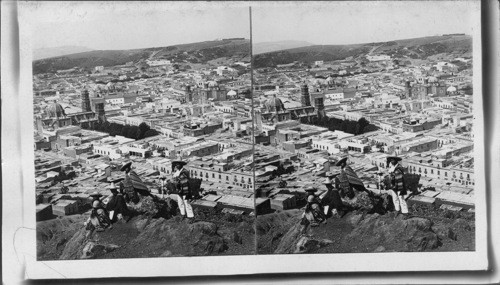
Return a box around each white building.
[366,54,391,62]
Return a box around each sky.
[23,1,479,50]
[25,1,251,50]
[251,1,479,45]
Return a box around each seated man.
[105,183,130,222]
[322,172,347,217]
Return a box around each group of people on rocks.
[302,155,411,227]
[84,160,195,237]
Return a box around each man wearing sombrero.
[172,161,194,219]
[120,161,150,204]
[386,156,409,215]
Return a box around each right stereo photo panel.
[251,1,481,256]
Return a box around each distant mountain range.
[254,34,472,68]
[33,46,94,60]
[253,40,314,55]
[33,39,250,74]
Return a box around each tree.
[120,125,131,137]
[127,125,139,139]
[357,117,370,134]
[137,122,150,139]
[144,129,159,138]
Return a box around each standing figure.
[334,157,369,198]
[120,161,150,204]
[301,187,327,227]
[322,172,347,217]
[386,156,409,215]
[172,161,194,219]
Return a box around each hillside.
[37,196,255,260]
[253,40,315,55]
[33,46,94,60]
[33,38,250,74]
[254,34,472,68]
[257,198,475,254]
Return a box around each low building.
[52,199,79,216]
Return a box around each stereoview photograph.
[25,0,483,267]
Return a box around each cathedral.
[35,89,107,134]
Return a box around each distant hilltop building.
[146,59,171,67]
[366,54,391,62]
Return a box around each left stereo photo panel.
[28,2,255,260]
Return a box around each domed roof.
[227,90,237,96]
[428,76,438,83]
[208,81,218,87]
[447,86,457,92]
[264,95,285,113]
[46,102,66,118]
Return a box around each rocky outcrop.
[81,242,120,259]
[343,212,440,252]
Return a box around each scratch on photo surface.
[14,226,67,278]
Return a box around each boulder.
[433,224,458,241]
[232,231,243,244]
[189,221,218,235]
[80,241,120,259]
[128,196,159,216]
[452,218,473,231]
[344,214,440,252]
[293,236,334,254]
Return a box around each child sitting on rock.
[301,187,327,227]
[84,200,113,238]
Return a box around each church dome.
[264,95,285,113]
[46,102,67,118]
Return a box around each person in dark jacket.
[387,156,409,215]
[105,183,130,222]
[334,157,371,198]
[120,161,150,204]
[322,172,347,217]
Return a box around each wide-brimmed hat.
[304,186,317,192]
[120,161,132,172]
[89,191,103,198]
[172,160,187,169]
[107,182,118,192]
[335,157,348,167]
[322,178,332,184]
[386,156,402,167]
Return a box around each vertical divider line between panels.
[249,6,257,255]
